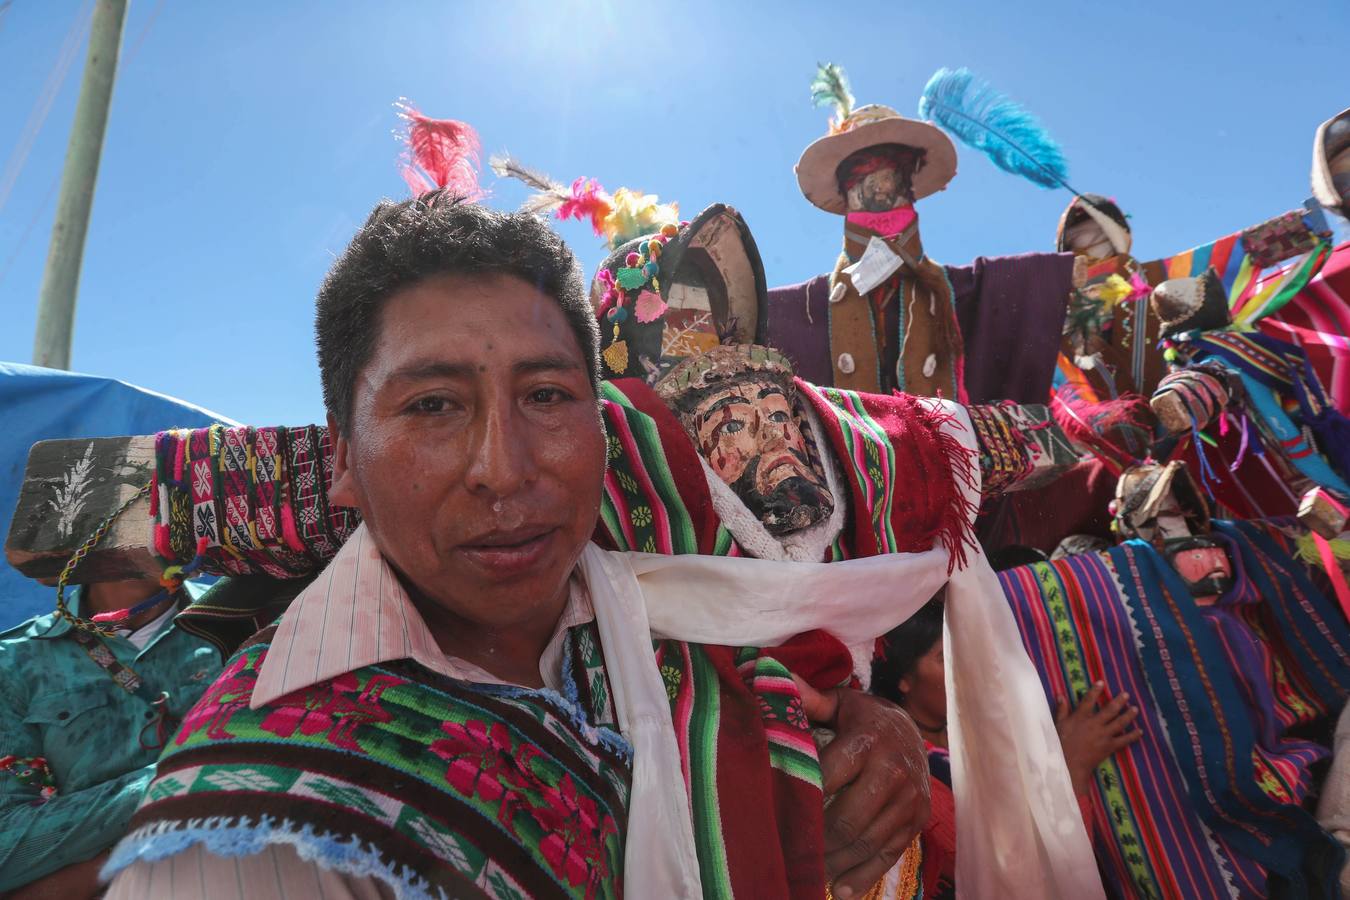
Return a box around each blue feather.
[918,67,1072,191]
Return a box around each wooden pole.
[31,0,129,371]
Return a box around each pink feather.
[395,99,482,199]
[557,177,613,235]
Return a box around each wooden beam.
[5,436,158,583]
[6,407,1084,583]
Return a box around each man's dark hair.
[316,191,600,431]
[870,592,945,705]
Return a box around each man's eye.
[768,411,790,424]
[723,421,745,434]
[528,387,570,405]
[410,397,450,414]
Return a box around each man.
[0,575,217,898]
[103,195,930,899]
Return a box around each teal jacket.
[0,583,220,889]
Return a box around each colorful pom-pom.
[625,252,642,267]
[648,242,661,259]
[612,306,629,323]
[660,223,678,238]
[643,261,659,277]
[1164,348,1179,364]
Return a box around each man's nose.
[464,400,534,499]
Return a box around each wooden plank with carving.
[5,436,159,583]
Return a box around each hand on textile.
[796,676,931,899]
[1055,682,1142,796]
[6,851,109,900]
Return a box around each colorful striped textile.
[1262,240,1350,414]
[999,521,1349,899]
[593,377,968,899]
[106,623,633,900]
[1144,215,1331,329]
[1182,331,1350,495]
[593,379,852,898]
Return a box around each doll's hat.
[592,204,768,381]
[1312,107,1350,216]
[796,65,956,215]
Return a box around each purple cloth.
[765,252,1075,404]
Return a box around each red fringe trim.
[904,399,980,575]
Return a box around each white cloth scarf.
[576,400,1105,900]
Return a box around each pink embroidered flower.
[260,672,402,753]
[534,774,616,898]
[430,719,520,805]
[176,653,256,744]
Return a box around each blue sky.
[1,0,1346,426]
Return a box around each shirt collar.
[250,523,593,708]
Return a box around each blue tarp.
[0,362,236,629]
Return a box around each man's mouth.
[456,525,560,576]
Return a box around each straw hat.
[1055,194,1132,258]
[796,103,957,215]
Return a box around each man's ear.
[327,413,359,509]
[897,676,912,698]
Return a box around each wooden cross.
[6,407,1084,584]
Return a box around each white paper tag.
[841,237,903,296]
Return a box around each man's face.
[328,272,606,632]
[689,379,834,534]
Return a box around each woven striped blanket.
[1000,520,1349,899]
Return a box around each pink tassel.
[280,504,306,554]
[395,100,482,199]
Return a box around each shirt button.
[837,353,856,375]
[145,710,155,719]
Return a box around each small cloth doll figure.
[1154,269,1350,500]
[796,65,965,400]
[1055,194,1160,397]
[1112,461,1233,604]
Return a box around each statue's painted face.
[686,379,835,535]
[837,144,923,214]
[846,166,907,213]
[1149,488,1230,602]
[1162,536,1233,604]
[1064,218,1114,260]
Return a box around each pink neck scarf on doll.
[846,206,917,239]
